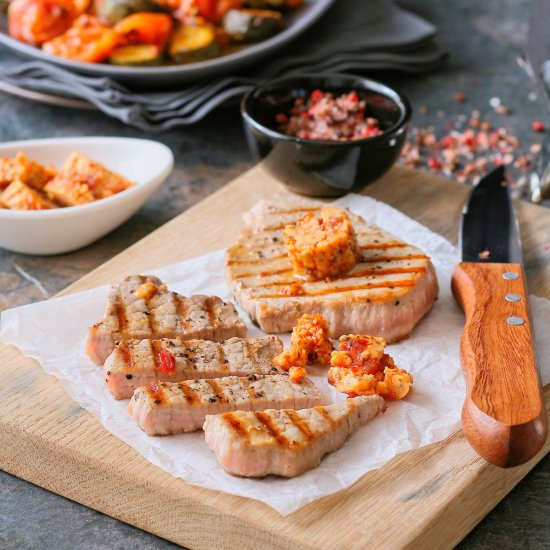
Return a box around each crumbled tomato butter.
[273,313,334,372]
[328,334,413,400]
[289,366,308,384]
[134,281,158,300]
[284,207,361,280]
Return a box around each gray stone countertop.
[1,0,549,548]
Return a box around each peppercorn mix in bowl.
[241,73,411,197]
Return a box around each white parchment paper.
[2,194,549,515]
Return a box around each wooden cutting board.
[1,164,549,550]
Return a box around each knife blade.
[451,167,547,468]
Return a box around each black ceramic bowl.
[241,74,412,197]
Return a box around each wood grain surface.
[452,262,547,467]
[0,164,549,550]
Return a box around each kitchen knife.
[451,166,547,468]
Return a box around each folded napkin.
[0,0,447,131]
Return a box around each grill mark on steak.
[205,379,227,403]
[205,296,217,328]
[145,295,155,334]
[358,241,410,250]
[223,412,250,439]
[231,256,429,280]
[178,381,199,404]
[241,377,258,400]
[285,409,315,441]
[227,253,287,266]
[118,341,134,370]
[150,339,162,372]
[114,293,128,336]
[255,411,289,447]
[172,293,187,332]
[315,406,338,427]
[217,345,227,373]
[242,266,427,289]
[256,279,416,299]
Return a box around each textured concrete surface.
[1,0,549,548]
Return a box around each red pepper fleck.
[532,121,545,132]
[427,156,442,171]
[310,89,324,103]
[158,349,176,376]
[275,113,288,124]
[454,92,467,103]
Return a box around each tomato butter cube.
[44,152,133,206]
[1,179,57,210]
[284,207,360,279]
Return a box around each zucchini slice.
[108,44,162,65]
[223,9,282,42]
[168,23,220,63]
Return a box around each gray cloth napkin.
[0,0,447,131]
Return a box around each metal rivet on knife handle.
[503,272,519,280]
[506,316,525,325]
[505,293,522,302]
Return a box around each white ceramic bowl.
[0,137,173,255]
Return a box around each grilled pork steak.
[226,197,438,341]
[86,275,246,365]
[104,336,284,399]
[204,395,386,478]
[128,374,321,435]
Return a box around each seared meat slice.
[86,275,246,365]
[204,395,386,478]
[128,374,321,435]
[226,196,438,341]
[104,336,284,399]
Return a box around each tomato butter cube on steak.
[128,374,322,435]
[104,335,284,400]
[203,395,386,478]
[226,197,439,340]
[86,275,247,366]
[44,152,133,206]
[285,207,361,280]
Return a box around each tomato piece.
[8,0,77,45]
[42,15,120,63]
[114,13,173,48]
[157,349,176,376]
[195,0,216,19]
[193,0,242,22]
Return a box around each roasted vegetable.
[193,0,243,22]
[8,0,76,45]
[108,43,162,65]
[97,0,165,25]
[223,8,282,41]
[168,22,219,63]
[114,13,173,47]
[42,15,119,63]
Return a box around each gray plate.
[0,0,334,88]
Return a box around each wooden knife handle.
[451,262,547,467]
